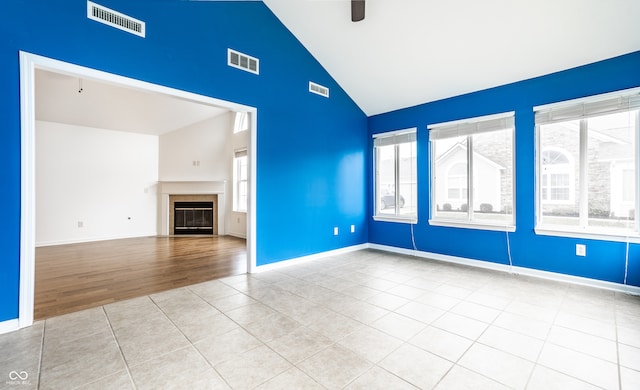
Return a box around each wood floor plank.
[35,235,246,319]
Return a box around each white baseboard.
[226,232,247,239]
[0,319,19,335]
[254,242,640,295]
[369,243,640,296]
[35,232,159,247]
[254,243,369,273]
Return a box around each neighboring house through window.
[540,148,574,204]
[535,88,640,237]
[429,112,515,230]
[447,162,467,202]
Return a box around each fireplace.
[169,194,218,235]
[174,201,214,235]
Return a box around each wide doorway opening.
[20,52,257,324]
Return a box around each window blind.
[373,130,416,147]
[428,113,514,141]
[535,90,640,125]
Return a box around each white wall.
[36,112,247,245]
[159,112,248,238]
[159,113,232,181]
[36,121,159,246]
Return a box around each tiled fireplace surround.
[159,181,226,236]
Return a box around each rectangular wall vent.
[87,1,146,38]
[309,82,330,98]
[228,49,259,75]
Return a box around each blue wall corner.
[368,50,640,286]
[3,0,638,324]
[1,0,367,321]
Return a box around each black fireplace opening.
[174,201,214,235]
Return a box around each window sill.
[429,219,516,232]
[535,227,640,243]
[373,215,417,224]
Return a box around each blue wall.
[369,51,640,287]
[3,0,637,325]
[0,0,368,322]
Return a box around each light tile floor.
[2,249,640,389]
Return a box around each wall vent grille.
[228,49,259,75]
[87,1,145,38]
[309,82,330,98]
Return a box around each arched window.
[233,112,249,133]
[541,148,573,203]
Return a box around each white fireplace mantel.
[158,181,227,236]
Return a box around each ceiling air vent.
[309,82,330,98]
[87,1,146,38]
[228,49,259,75]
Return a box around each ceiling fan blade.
[351,0,365,22]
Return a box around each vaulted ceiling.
[263,0,640,116]
[36,0,640,131]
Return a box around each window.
[447,163,468,201]
[373,129,417,222]
[429,112,515,229]
[535,89,640,237]
[233,149,248,212]
[623,169,635,202]
[233,112,249,133]
[540,148,574,203]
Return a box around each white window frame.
[534,87,640,242]
[233,148,248,212]
[429,112,516,232]
[373,128,417,224]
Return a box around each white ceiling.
[35,69,229,135]
[263,0,640,116]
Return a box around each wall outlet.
[351,224,355,233]
[576,244,586,256]
[77,221,83,228]
[333,227,339,236]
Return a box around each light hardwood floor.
[35,235,246,319]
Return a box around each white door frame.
[18,51,257,329]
